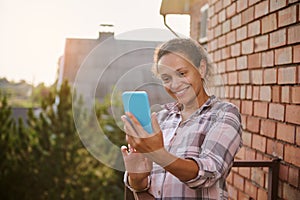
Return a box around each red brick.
[264,68,277,84]
[223,20,231,34]
[209,39,218,51]
[261,50,274,67]
[231,14,242,29]
[279,163,289,181]
[288,166,299,187]
[218,9,226,23]
[215,0,223,13]
[215,24,222,37]
[253,86,260,100]
[239,70,250,84]
[246,85,252,99]
[247,116,260,133]
[296,127,300,146]
[217,60,226,73]
[242,6,254,24]
[278,5,297,27]
[226,58,236,72]
[293,44,300,63]
[272,86,281,103]
[248,20,261,37]
[245,147,256,160]
[226,30,236,45]
[237,56,248,70]
[242,131,252,147]
[248,53,261,69]
[260,86,271,102]
[286,104,300,125]
[242,100,253,115]
[233,173,245,191]
[267,139,284,158]
[254,35,268,52]
[211,15,218,28]
[270,0,287,12]
[228,71,238,85]
[249,0,261,6]
[223,0,231,9]
[257,188,267,200]
[226,2,236,18]
[261,119,276,138]
[275,47,292,65]
[255,0,269,19]
[222,47,231,60]
[281,86,290,103]
[218,35,226,48]
[214,49,221,62]
[269,103,285,121]
[251,167,265,186]
[283,183,300,200]
[288,24,300,44]
[277,122,295,143]
[237,0,248,13]
[236,26,247,41]
[231,43,241,57]
[291,86,300,103]
[244,180,258,199]
[285,144,300,166]
[242,38,254,54]
[270,28,287,48]
[235,86,240,99]
[238,191,250,200]
[251,69,263,85]
[208,5,214,18]
[262,13,277,33]
[278,66,297,84]
[254,101,268,118]
[240,85,246,99]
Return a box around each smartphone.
[122,91,153,134]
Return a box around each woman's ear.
[199,59,207,79]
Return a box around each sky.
[0,0,190,86]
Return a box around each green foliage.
[0,81,125,199]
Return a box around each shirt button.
[158,190,161,195]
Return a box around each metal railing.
[232,158,280,200]
[125,158,281,200]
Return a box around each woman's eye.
[178,72,185,77]
[161,76,170,83]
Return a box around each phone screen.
[122,91,153,134]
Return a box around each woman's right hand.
[121,145,152,190]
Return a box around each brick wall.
[191,0,300,199]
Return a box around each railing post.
[268,158,280,200]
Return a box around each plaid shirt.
[148,95,242,199]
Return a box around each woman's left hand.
[122,112,164,154]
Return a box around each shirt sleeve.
[184,104,243,188]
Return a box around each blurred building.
[161,0,300,199]
[58,29,173,106]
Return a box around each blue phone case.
[122,91,153,134]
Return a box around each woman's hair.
[152,38,217,95]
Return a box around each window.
[199,4,209,44]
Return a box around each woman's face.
[157,53,205,106]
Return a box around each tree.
[0,81,125,199]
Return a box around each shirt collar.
[163,95,217,115]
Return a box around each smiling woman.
[121,38,243,199]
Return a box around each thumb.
[121,145,129,158]
[151,112,161,134]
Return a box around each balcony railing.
[124,158,281,200]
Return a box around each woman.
[121,38,242,199]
